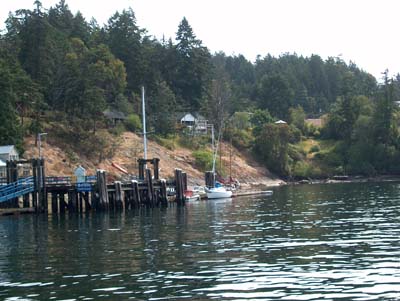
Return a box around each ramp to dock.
[0,177,34,203]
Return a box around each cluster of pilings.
[1,158,187,214]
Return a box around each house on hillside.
[0,145,19,162]
[0,145,19,179]
[103,110,127,126]
[180,113,208,135]
[305,118,324,128]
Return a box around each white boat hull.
[206,188,233,199]
[186,194,201,201]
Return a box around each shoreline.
[232,175,400,194]
[287,175,400,186]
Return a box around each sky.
[1,0,399,80]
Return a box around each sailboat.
[206,125,232,199]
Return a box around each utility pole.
[38,132,47,159]
[142,86,147,161]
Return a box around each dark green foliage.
[253,124,291,176]
[289,106,306,133]
[257,74,294,120]
[309,145,320,153]
[0,44,43,151]
[149,81,177,137]
[173,17,211,111]
[192,150,213,171]
[224,128,253,150]
[3,1,400,178]
[124,114,141,132]
[250,109,273,137]
[105,9,145,94]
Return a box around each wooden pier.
[0,158,187,215]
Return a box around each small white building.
[180,113,196,126]
[275,120,287,124]
[0,145,19,179]
[180,113,208,134]
[0,145,19,162]
[74,165,86,183]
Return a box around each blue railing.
[45,176,97,185]
[0,175,98,203]
[0,177,34,203]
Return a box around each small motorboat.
[192,185,207,198]
[184,190,201,201]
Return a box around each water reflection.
[0,182,399,300]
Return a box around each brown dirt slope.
[23,132,284,188]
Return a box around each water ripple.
[0,182,399,300]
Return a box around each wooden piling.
[131,180,140,207]
[79,193,83,212]
[175,169,185,206]
[146,168,155,207]
[59,193,66,213]
[68,190,77,212]
[182,172,187,192]
[39,158,47,213]
[32,159,38,210]
[84,192,91,211]
[23,194,30,208]
[51,192,58,214]
[205,171,215,188]
[160,179,168,206]
[153,158,160,180]
[96,170,109,211]
[114,181,123,210]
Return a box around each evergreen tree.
[106,8,144,94]
[150,81,177,137]
[174,17,211,111]
[257,74,294,120]
[373,71,397,147]
[0,45,42,150]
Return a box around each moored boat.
[184,189,201,201]
[205,186,232,199]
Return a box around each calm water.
[0,182,400,300]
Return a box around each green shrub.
[125,114,142,132]
[289,125,302,143]
[231,129,253,150]
[292,161,311,179]
[154,135,176,150]
[192,150,213,171]
[288,144,305,162]
[109,123,125,136]
[314,149,344,167]
[178,135,209,150]
[292,161,325,179]
[309,145,320,153]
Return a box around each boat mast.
[211,124,215,174]
[142,86,147,161]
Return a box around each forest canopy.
[1,0,400,177]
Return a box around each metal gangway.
[0,177,34,203]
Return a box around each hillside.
[23,132,284,189]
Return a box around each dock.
[233,190,273,197]
[0,158,188,215]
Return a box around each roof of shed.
[0,145,15,154]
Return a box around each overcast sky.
[1,0,399,80]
